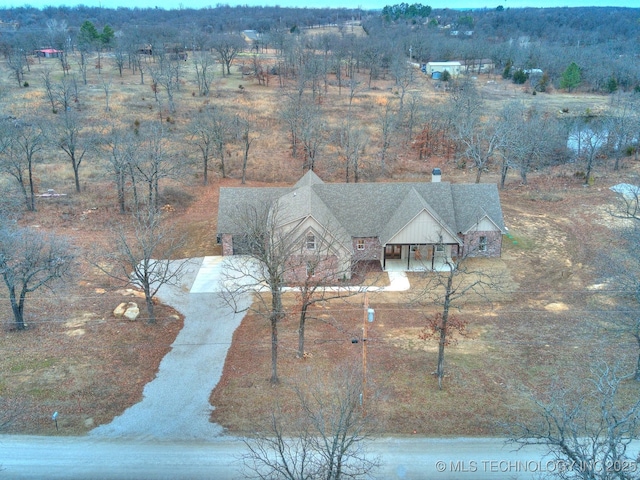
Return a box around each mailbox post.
[52,411,59,431]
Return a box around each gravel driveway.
[90,257,250,441]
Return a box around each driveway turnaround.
[90,257,250,441]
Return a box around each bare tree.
[42,68,57,111]
[6,47,27,87]
[149,63,179,114]
[413,240,504,389]
[390,55,414,114]
[606,96,636,172]
[0,119,45,212]
[113,40,127,77]
[287,222,367,360]
[99,125,139,213]
[279,92,309,160]
[377,98,399,171]
[134,122,181,211]
[336,120,367,183]
[220,201,293,384]
[53,110,89,193]
[242,365,380,480]
[188,106,233,184]
[98,209,188,324]
[602,188,640,379]
[298,101,326,172]
[192,49,215,96]
[403,92,423,143]
[0,223,75,330]
[508,364,640,480]
[448,80,503,184]
[611,186,640,223]
[234,116,254,185]
[211,33,244,76]
[567,116,608,185]
[498,102,559,187]
[42,75,75,114]
[99,74,113,112]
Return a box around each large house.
[217,170,506,280]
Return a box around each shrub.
[512,69,528,84]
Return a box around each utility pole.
[361,293,374,417]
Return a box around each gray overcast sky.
[3,0,634,9]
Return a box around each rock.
[123,303,140,321]
[115,288,146,299]
[113,302,128,317]
[84,417,95,428]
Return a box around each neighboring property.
[241,30,261,43]
[217,170,506,280]
[35,48,63,58]
[425,61,462,78]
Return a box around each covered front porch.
[382,244,457,272]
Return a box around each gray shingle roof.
[217,172,506,242]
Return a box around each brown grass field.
[0,48,638,436]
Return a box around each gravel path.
[90,257,250,441]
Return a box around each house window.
[479,236,487,252]
[306,234,316,250]
[435,244,445,252]
[356,239,365,251]
[306,261,315,277]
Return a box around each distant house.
[217,170,506,279]
[425,61,462,78]
[241,30,260,43]
[35,48,63,58]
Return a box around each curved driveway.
[90,257,250,441]
[89,256,406,441]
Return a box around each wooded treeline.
[1,5,639,93]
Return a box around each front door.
[385,244,402,259]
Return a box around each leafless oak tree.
[211,33,244,76]
[508,364,640,480]
[0,223,75,331]
[602,187,640,379]
[192,49,216,97]
[0,119,45,212]
[242,365,380,480]
[220,201,296,384]
[53,110,89,193]
[188,106,233,184]
[448,78,504,183]
[98,209,188,324]
[413,240,505,390]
